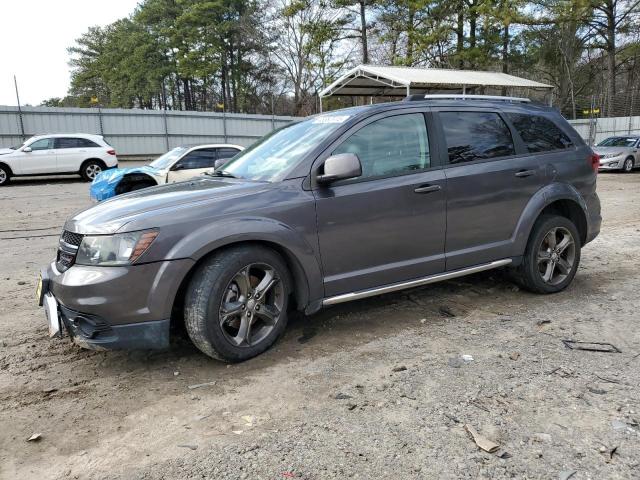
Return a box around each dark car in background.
[38,95,601,362]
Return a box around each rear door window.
[440,111,515,164]
[176,149,217,169]
[332,113,430,179]
[217,147,241,160]
[507,113,573,152]
[54,138,82,149]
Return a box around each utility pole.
[14,75,25,140]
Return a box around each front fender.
[164,216,324,310]
[511,182,588,255]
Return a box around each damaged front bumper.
[39,258,194,350]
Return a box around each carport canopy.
[319,64,553,100]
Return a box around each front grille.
[56,230,83,272]
[61,230,83,247]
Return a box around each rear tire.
[80,160,104,182]
[0,164,10,186]
[622,157,634,173]
[184,245,291,362]
[513,214,581,294]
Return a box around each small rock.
[439,306,456,317]
[536,319,551,326]
[509,352,520,361]
[334,392,352,400]
[27,433,42,442]
[173,371,180,376]
[177,444,197,450]
[533,432,552,443]
[347,403,357,411]
[392,365,407,372]
[17,281,27,285]
[461,354,474,363]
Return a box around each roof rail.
[405,94,530,103]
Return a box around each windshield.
[598,137,637,147]
[149,146,188,170]
[220,112,354,181]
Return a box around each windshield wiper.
[205,170,239,179]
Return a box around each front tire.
[0,165,10,186]
[622,157,634,173]
[515,215,581,294]
[184,245,291,362]
[80,160,103,182]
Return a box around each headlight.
[601,152,622,159]
[76,230,158,266]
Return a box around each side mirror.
[214,158,227,170]
[22,146,32,153]
[316,153,362,184]
[171,163,185,171]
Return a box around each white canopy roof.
[319,65,553,98]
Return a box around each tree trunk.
[456,4,464,69]
[501,23,509,96]
[406,7,415,66]
[360,1,368,64]
[469,4,477,69]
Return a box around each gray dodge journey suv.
[38,95,601,362]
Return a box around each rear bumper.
[43,258,194,350]
[584,192,601,245]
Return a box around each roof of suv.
[333,96,555,117]
[31,133,106,140]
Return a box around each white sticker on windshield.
[312,115,350,124]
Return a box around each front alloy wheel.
[622,158,634,173]
[184,245,291,362]
[219,263,285,348]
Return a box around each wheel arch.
[0,161,13,175]
[169,239,313,334]
[80,157,107,171]
[115,172,158,194]
[513,183,589,254]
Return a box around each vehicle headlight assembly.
[75,230,159,266]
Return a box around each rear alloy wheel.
[622,157,634,173]
[184,245,291,362]
[81,160,103,182]
[514,215,581,294]
[0,165,9,186]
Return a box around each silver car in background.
[594,136,640,172]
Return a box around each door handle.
[414,184,442,194]
[515,169,536,178]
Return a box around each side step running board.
[322,259,512,306]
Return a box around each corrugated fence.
[1,105,639,155]
[0,105,297,156]
[568,116,640,146]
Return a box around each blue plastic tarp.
[90,166,159,201]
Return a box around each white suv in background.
[0,133,117,185]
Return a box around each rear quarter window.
[440,111,515,164]
[507,113,574,153]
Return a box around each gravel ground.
[1,172,639,480]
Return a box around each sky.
[0,0,139,106]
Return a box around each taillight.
[107,149,116,156]
[590,153,599,173]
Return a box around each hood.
[66,177,272,234]
[0,148,15,155]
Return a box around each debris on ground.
[392,365,407,372]
[562,340,621,353]
[26,433,42,442]
[177,444,198,450]
[461,354,474,363]
[187,381,217,390]
[439,306,456,317]
[536,319,551,326]
[334,392,352,400]
[558,470,576,480]
[242,415,256,426]
[464,424,499,453]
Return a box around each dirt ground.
[1,171,639,480]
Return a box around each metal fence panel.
[0,105,297,156]
[568,116,640,145]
